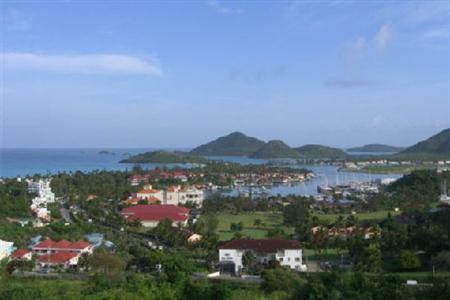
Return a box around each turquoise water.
[0,149,402,196]
[0,148,194,178]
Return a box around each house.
[31,239,94,255]
[218,239,304,274]
[165,185,204,206]
[0,240,14,260]
[37,252,79,269]
[121,204,190,227]
[10,249,32,261]
[136,185,165,202]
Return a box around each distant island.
[295,144,348,159]
[125,128,450,162]
[249,140,299,159]
[347,144,406,153]
[120,150,207,164]
[190,131,265,156]
[98,150,115,155]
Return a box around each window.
[295,257,300,262]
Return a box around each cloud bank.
[2,53,162,75]
[207,0,244,15]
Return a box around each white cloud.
[207,0,244,15]
[374,23,392,50]
[2,53,162,76]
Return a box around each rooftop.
[121,204,189,222]
[219,239,301,253]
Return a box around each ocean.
[0,148,402,196]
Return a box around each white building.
[165,185,204,206]
[218,239,304,274]
[136,185,165,203]
[0,240,14,260]
[27,179,55,203]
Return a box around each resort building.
[165,185,204,206]
[0,240,14,260]
[37,252,79,269]
[31,239,94,255]
[121,204,190,228]
[218,239,304,274]
[10,249,32,261]
[136,185,165,203]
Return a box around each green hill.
[294,144,348,159]
[398,128,450,159]
[120,150,206,164]
[190,131,265,156]
[249,140,300,159]
[347,144,405,153]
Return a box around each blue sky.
[1,0,449,148]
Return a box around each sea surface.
[0,149,402,196]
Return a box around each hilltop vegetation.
[189,131,265,156]
[398,129,450,159]
[249,140,300,159]
[295,144,348,159]
[120,150,207,164]
[348,144,406,153]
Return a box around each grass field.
[216,210,399,240]
[341,165,434,174]
[216,212,293,241]
[313,210,401,223]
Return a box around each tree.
[397,250,421,270]
[355,244,382,272]
[253,218,262,227]
[432,251,450,271]
[262,267,301,293]
[242,250,257,273]
[194,213,218,238]
[88,250,126,281]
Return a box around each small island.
[98,150,115,155]
[347,144,405,153]
[120,150,207,164]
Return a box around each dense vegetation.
[190,131,265,156]
[398,128,450,159]
[294,144,348,159]
[249,140,299,159]
[120,150,208,164]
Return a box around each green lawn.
[313,210,401,223]
[216,212,293,241]
[216,210,399,240]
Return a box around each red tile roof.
[32,239,91,251]
[33,239,55,249]
[38,252,78,264]
[219,239,301,253]
[70,240,91,250]
[11,249,31,258]
[121,204,189,222]
[138,189,161,194]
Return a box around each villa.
[218,239,305,275]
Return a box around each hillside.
[398,128,450,159]
[347,144,405,153]
[120,150,206,164]
[249,140,300,159]
[190,131,265,156]
[294,144,348,159]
